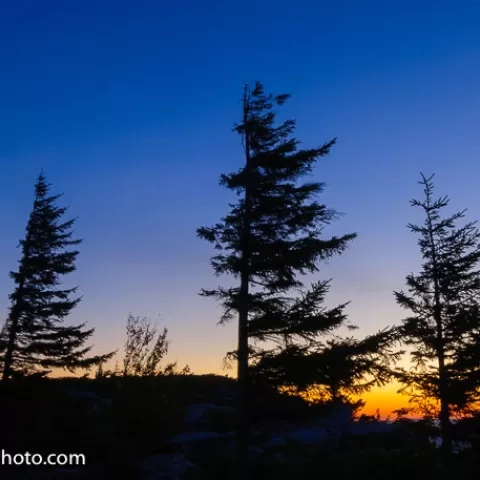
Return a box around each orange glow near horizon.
[357,382,409,418]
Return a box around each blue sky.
[1,0,479,375]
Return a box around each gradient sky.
[1,0,479,415]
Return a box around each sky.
[0,0,479,415]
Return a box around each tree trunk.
[236,279,249,480]
[235,85,252,480]
[2,301,22,382]
[426,205,453,458]
[438,357,453,457]
[2,242,29,382]
[2,319,17,381]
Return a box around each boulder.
[140,453,194,480]
[182,403,233,426]
[263,426,331,448]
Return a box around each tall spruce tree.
[197,82,356,479]
[0,172,114,380]
[394,173,480,455]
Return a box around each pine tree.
[197,82,356,479]
[250,326,401,405]
[394,173,480,455]
[0,172,114,380]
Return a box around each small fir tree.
[249,326,401,405]
[394,173,480,455]
[0,172,114,379]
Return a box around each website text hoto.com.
[1,450,85,466]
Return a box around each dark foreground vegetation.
[0,374,479,479]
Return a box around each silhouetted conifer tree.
[394,173,480,455]
[251,327,401,405]
[197,82,356,479]
[0,173,114,380]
